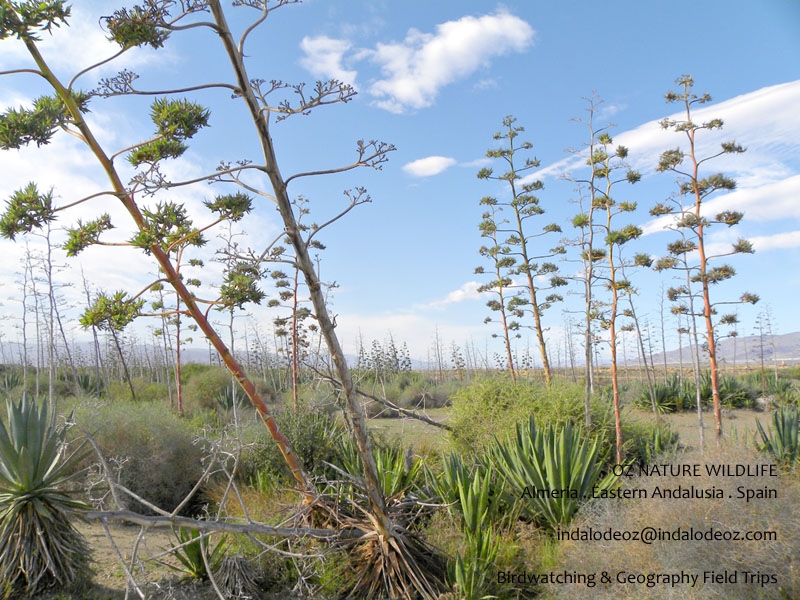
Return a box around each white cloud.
[460,157,493,169]
[473,78,498,91]
[426,281,483,308]
[367,10,533,113]
[702,229,800,258]
[299,36,358,86]
[296,10,533,113]
[750,230,800,251]
[641,173,800,237]
[402,155,457,177]
[612,80,800,180]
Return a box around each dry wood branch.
[358,388,453,431]
[83,510,362,541]
[309,364,452,431]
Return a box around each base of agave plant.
[0,504,91,598]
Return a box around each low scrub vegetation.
[545,445,800,599]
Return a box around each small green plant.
[626,421,681,467]
[241,408,343,484]
[331,437,425,499]
[170,526,228,581]
[633,373,695,413]
[215,384,247,411]
[435,455,505,600]
[491,417,618,530]
[0,370,22,396]
[756,405,799,467]
[75,373,104,398]
[0,395,91,598]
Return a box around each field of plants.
[1,359,799,599]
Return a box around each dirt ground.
[656,407,769,449]
[76,520,193,599]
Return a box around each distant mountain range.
[2,332,798,370]
[649,331,800,368]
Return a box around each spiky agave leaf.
[491,417,618,530]
[0,395,91,598]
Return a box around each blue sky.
[0,1,799,365]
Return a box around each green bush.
[624,419,681,467]
[636,372,756,413]
[106,377,170,403]
[633,373,693,413]
[716,372,755,408]
[328,436,426,500]
[448,376,612,456]
[756,405,800,467]
[182,367,235,413]
[239,408,343,485]
[75,401,206,515]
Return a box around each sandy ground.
[77,520,185,598]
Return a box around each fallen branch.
[308,364,452,431]
[356,389,453,431]
[83,510,363,541]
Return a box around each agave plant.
[756,406,799,467]
[170,526,228,581]
[491,417,618,530]
[319,437,447,598]
[436,455,505,600]
[0,395,91,598]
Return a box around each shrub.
[448,376,612,456]
[624,419,681,468]
[633,373,693,413]
[106,377,170,403]
[238,408,343,485]
[76,401,206,514]
[756,405,800,467]
[447,465,502,600]
[182,367,236,413]
[170,526,227,581]
[329,436,426,500]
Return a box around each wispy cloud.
[460,157,493,169]
[299,10,534,114]
[526,80,800,237]
[402,155,457,177]
[426,281,483,308]
[703,229,800,258]
[750,230,800,251]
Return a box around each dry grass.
[543,443,800,599]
